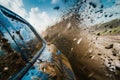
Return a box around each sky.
[0,0,120,33]
[85,0,120,26]
[0,0,68,34]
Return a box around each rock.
[105,44,113,49]
[97,33,100,36]
[97,53,102,56]
[112,49,118,56]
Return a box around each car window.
[0,8,43,79]
[0,23,26,80]
[1,9,43,61]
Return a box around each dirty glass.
[0,23,26,80]
[0,9,43,79]
[1,9,43,61]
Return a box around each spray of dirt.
[43,0,120,80]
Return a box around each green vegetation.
[92,19,120,35]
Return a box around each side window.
[0,8,43,79]
[0,24,18,55]
[0,23,26,80]
[1,9,43,61]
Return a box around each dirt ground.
[43,19,120,80]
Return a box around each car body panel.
[22,44,76,80]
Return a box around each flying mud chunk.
[105,44,113,49]
[89,2,97,8]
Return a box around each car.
[0,5,76,80]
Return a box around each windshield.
[0,8,43,79]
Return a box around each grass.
[95,26,120,36]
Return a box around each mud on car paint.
[22,44,76,80]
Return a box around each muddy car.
[0,5,76,80]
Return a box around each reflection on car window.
[0,9,43,79]
[1,9,43,60]
[8,19,42,60]
[0,23,26,80]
